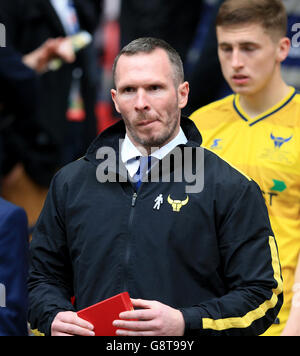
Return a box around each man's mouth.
[137,119,158,127]
[232,74,249,85]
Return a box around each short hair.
[112,37,184,87]
[216,0,287,40]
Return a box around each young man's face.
[217,23,288,97]
[111,48,189,152]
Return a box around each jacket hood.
[85,116,202,167]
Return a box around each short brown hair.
[216,0,287,39]
[112,37,184,87]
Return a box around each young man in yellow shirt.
[191,0,300,336]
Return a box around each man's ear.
[276,37,291,63]
[111,89,121,113]
[178,81,190,109]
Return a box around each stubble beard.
[124,108,181,151]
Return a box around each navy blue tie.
[134,156,152,190]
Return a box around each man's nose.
[134,89,150,111]
[231,49,244,70]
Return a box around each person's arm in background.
[0,45,37,119]
[22,37,75,73]
[281,253,300,336]
[0,199,29,336]
[0,0,75,74]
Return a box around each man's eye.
[123,87,135,93]
[149,85,161,91]
[221,47,232,53]
[243,46,256,52]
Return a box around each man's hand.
[22,37,75,73]
[51,311,95,336]
[112,299,185,336]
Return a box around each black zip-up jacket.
[28,118,283,336]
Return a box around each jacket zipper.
[123,192,138,291]
[131,192,138,207]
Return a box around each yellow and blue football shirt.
[190,87,300,336]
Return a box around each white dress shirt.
[50,0,79,35]
[121,128,188,179]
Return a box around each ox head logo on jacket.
[167,195,189,212]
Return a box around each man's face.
[217,23,286,97]
[111,48,189,152]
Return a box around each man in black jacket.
[28,38,283,336]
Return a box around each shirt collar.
[151,127,188,160]
[121,128,188,178]
[121,135,144,164]
[121,127,187,162]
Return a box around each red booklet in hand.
[77,292,134,336]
